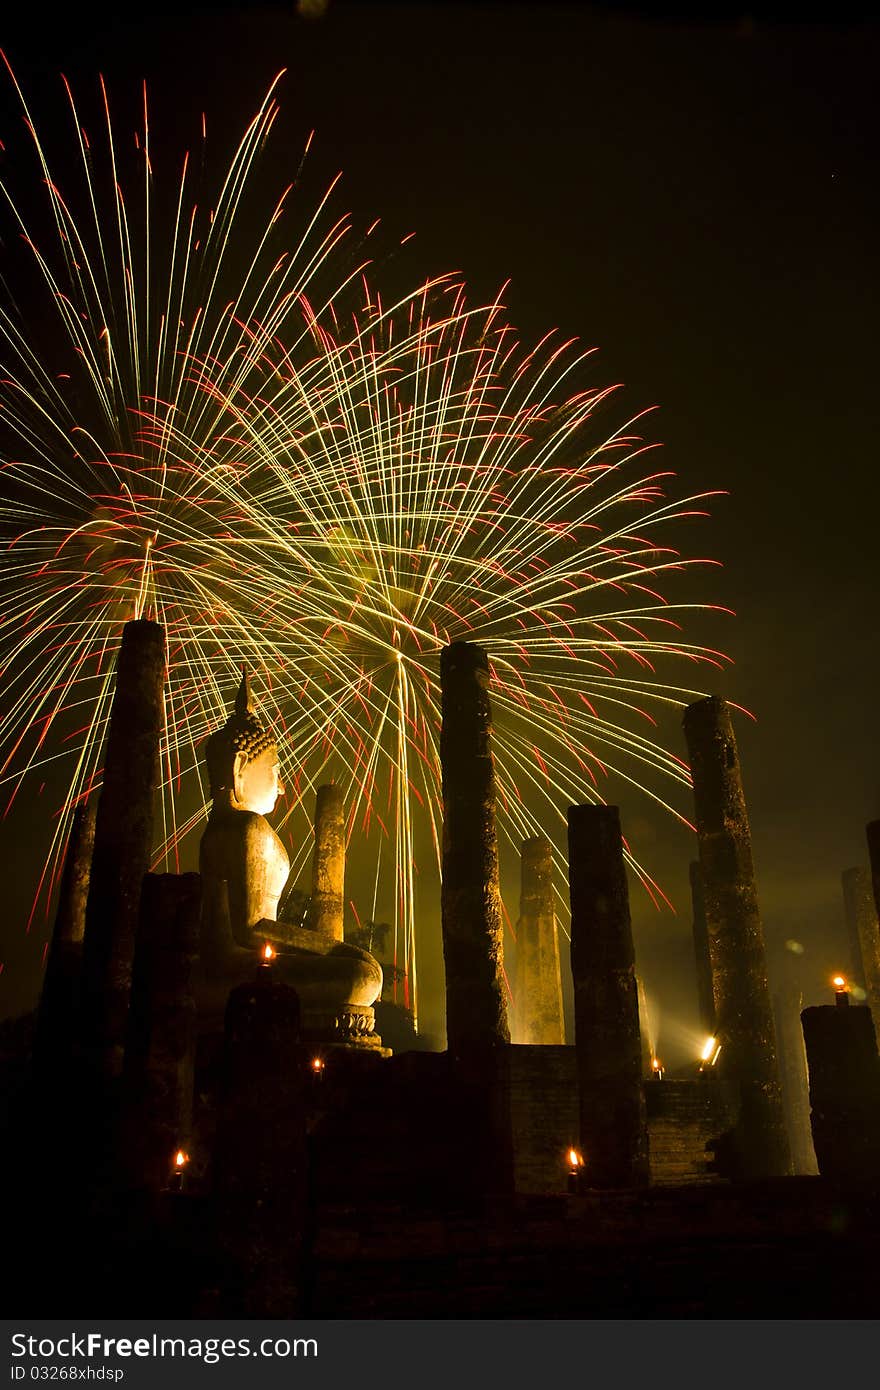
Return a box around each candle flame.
[311,1056,324,1072]
[262,942,275,961]
[652,1057,662,1071]
[567,1148,583,1168]
[174,1150,188,1169]
[832,975,846,991]
[700,1035,717,1062]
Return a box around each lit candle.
[170,1148,189,1192]
[259,941,276,972]
[651,1057,664,1080]
[311,1056,325,1079]
[832,974,849,1007]
[566,1147,584,1193]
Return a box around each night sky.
[1,2,878,1061]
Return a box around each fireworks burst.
[0,65,728,1025]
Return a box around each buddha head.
[205,669,285,816]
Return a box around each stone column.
[514,837,564,1045]
[440,641,509,1054]
[213,975,308,1315]
[690,859,715,1037]
[33,800,98,1080]
[801,998,880,1183]
[568,804,649,1188]
[683,696,791,1177]
[81,619,166,1080]
[121,873,200,1191]
[773,984,818,1175]
[307,783,345,940]
[854,836,880,1026]
[53,800,98,949]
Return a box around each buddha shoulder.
[202,807,279,860]
[204,806,275,840]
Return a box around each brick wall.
[503,1046,739,1193]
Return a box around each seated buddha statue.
[199,671,383,1044]
[200,671,289,947]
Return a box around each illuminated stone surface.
[514,836,564,1046]
[307,783,345,940]
[683,695,791,1178]
[773,983,818,1175]
[637,974,654,1079]
[567,803,649,1189]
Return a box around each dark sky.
[1,2,878,1059]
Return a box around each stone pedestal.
[121,873,201,1191]
[198,908,386,1055]
[308,783,345,940]
[801,1000,880,1183]
[567,804,649,1189]
[514,837,564,1045]
[774,984,818,1175]
[213,976,308,1315]
[683,696,791,1178]
[439,642,509,1055]
[81,619,166,1080]
[33,800,97,1082]
[690,858,715,1036]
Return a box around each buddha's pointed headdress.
[204,666,277,795]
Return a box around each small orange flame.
[832,974,846,991]
[174,1150,188,1169]
[262,942,275,962]
[311,1056,324,1072]
[567,1147,583,1169]
[652,1057,662,1071]
[700,1035,717,1062]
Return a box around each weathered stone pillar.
[213,975,308,1314]
[33,800,98,1080]
[853,838,880,1026]
[54,799,98,949]
[568,804,649,1188]
[81,619,166,1080]
[683,696,791,1178]
[307,783,345,940]
[773,984,818,1175]
[801,998,880,1183]
[514,837,564,1045]
[690,858,715,1037]
[121,873,200,1191]
[440,641,509,1055]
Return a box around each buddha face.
[233,744,285,815]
